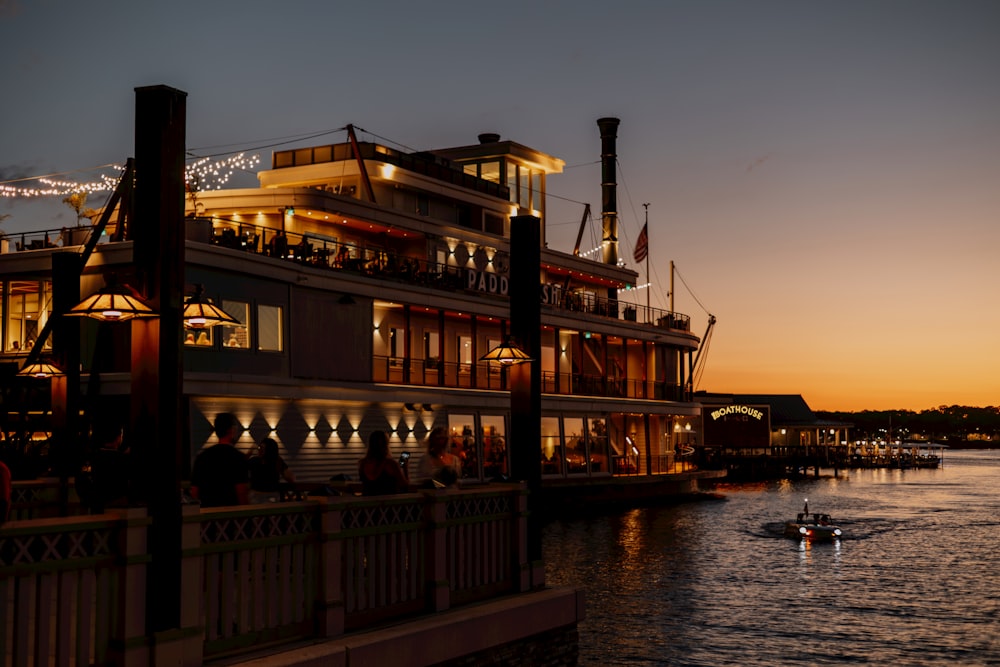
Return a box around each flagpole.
[643,203,650,318]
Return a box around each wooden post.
[315,497,345,637]
[509,215,543,589]
[130,85,189,657]
[423,490,451,611]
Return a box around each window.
[6,280,51,352]
[424,331,439,369]
[221,300,249,349]
[258,305,283,351]
[389,327,403,364]
[481,415,507,479]
[458,335,472,370]
[541,416,562,476]
[448,415,478,480]
[564,417,587,474]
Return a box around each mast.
[670,260,675,314]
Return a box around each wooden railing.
[0,484,530,666]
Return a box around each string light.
[0,153,260,199]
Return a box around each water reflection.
[544,451,1000,666]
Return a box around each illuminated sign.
[710,405,765,421]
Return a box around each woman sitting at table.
[248,438,295,503]
[358,430,409,495]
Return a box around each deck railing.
[0,483,530,666]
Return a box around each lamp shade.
[17,362,65,378]
[183,285,240,329]
[479,337,533,366]
[65,283,155,322]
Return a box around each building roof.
[696,392,853,429]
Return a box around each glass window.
[481,415,507,479]
[507,164,518,205]
[588,417,610,474]
[7,280,51,352]
[541,416,562,476]
[564,417,587,475]
[222,300,249,349]
[258,304,282,351]
[424,331,439,368]
[448,415,478,480]
[458,335,472,369]
[479,161,500,184]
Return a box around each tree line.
[815,406,1000,445]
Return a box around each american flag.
[633,223,648,263]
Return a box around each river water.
[543,449,1000,666]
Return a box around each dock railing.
[0,483,530,666]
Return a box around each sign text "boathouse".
[710,405,765,421]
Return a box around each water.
[543,449,1000,666]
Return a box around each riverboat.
[0,97,724,500]
[784,500,843,541]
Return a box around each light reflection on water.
[543,450,1000,666]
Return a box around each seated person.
[358,431,408,495]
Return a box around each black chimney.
[478,132,501,144]
[598,117,620,304]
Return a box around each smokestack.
[598,117,620,306]
[598,117,620,269]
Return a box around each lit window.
[258,305,283,351]
[221,300,250,349]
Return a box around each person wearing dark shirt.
[358,430,408,496]
[248,437,295,503]
[190,412,249,507]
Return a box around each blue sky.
[2,0,999,410]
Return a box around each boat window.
[541,416,562,476]
[221,300,250,350]
[481,415,507,479]
[257,304,283,352]
[447,415,478,480]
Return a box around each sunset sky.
[2,1,998,412]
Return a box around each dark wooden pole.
[131,85,187,633]
[508,215,542,577]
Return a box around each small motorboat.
[784,499,843,541]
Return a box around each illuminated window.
[5,280,52,352]
[221,300,250,349]
[258,305,283,351]
[541,416,562,476]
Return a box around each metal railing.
[373,355,687,401]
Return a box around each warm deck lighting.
[479,337,532,366]
[184,285,240,329]
[65,281,156,322]
[18,362,65,378]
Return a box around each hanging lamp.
[479,336,533,366]
[183,284,240,329]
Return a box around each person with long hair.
[358,430,408,496]
[248,437,295,503]
[414,426,461,487]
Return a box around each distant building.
[694,392,853,456]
